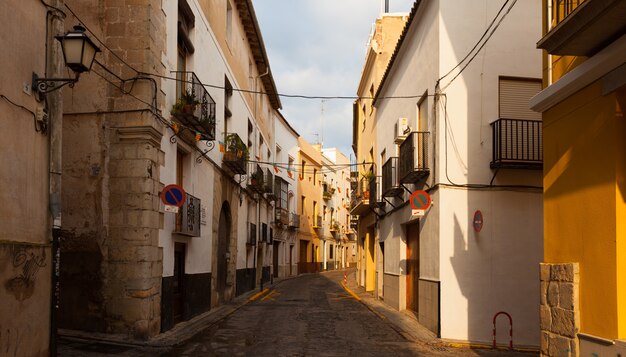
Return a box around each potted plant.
[224,133,249,161]
[171,90,199,117]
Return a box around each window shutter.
[499,79,542,120]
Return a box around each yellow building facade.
[297,138,323,274]
[531,0,626,355]
[352,13,407,293]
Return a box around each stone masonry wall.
[540,263,580,357]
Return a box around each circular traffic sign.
[473,210,483,233]
[161,184,186,207]
[409,190,431,210]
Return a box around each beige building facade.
[0,1,58,355]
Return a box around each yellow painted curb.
[249,288,270,301]
[340,282,361,301]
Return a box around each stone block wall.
[540,262,580,357]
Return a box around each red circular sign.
[409,190,431,210]
[473,210,484,233]
[161,184,186,207]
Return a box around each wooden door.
[406,223,419,315]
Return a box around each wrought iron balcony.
[399,132,430,184]
[174,193,201,237]
[491,118,543,169]
[382,157,403,198]
[537,0,626,56]
[276,207,289,226]
[222,133,248,175]
[369,175,385,209]
[264,168,276,200]
[350,176,371,215]
[171,71,216,141]
[288,213,300,229]
[248,164,264,193]
[330,220,340,232]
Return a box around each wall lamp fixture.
[32,25,101,94]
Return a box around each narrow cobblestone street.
[60,270,539,356]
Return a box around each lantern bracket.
[32,72,80,94]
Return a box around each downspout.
[48,1,65,355]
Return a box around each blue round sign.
[161,184,186,207]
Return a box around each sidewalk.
[58,276,292,355]
[340,268,539,357]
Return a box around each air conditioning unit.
[394,117,410,144]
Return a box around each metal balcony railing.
[350,176,371,210]
[491,118,543,169]
[288,213,300,229]
[382,157,403,198]
[264,168,275,199]
[174,193,201,237]
[276,207,289,226]
[248,164,264,193]
[553,0,586,26]
[369,175,385,209]
[171,72,216,141]
[399,132,430,184]
[223,133,248,175]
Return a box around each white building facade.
[370,0,543,347]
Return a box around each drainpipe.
[48,1,64,355]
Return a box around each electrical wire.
[1,94,45,133]
[440,0,519,90]
[437,0,511,83]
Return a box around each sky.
[253,0,416,159]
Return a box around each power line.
[439,0,518,90]
[437,0,512,83]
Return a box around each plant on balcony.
[171,90,200,117]
[224,133,249,161]
[250,170,262,186]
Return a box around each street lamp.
[33,25,101,94]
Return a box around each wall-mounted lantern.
[32,25,101,94]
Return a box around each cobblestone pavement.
[59,269,539,356]
[159,270,536,357]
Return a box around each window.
[301,196,305,215]
[301,160,306,177]
[313,169,317,185]
[313,201,318,218]
[329,245,334,259]
[323,205,327,222]
[499,77,542,120]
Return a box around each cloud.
[254,0,416,156]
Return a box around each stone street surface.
[59,270,538,357]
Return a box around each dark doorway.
[273,242,279,278]
[217,202,231,304]
[406,223,419,316]
[298,241,308,274]
[173,243,186,323]
[289,245,294,276]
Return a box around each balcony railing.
[538,0,624,56]
[382,157,403,198]
[264,168,275,200]
[248,164,264,193]
[174,193,201,237]
[276,207,289,226]
[288,213,300,229]
[369,176,385,209]
[350,176,371,215]
[399,132,430,184]
[171,72,216,141]
[223,133,248,175]
[491,118,543,169]
[553,0,586,26]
